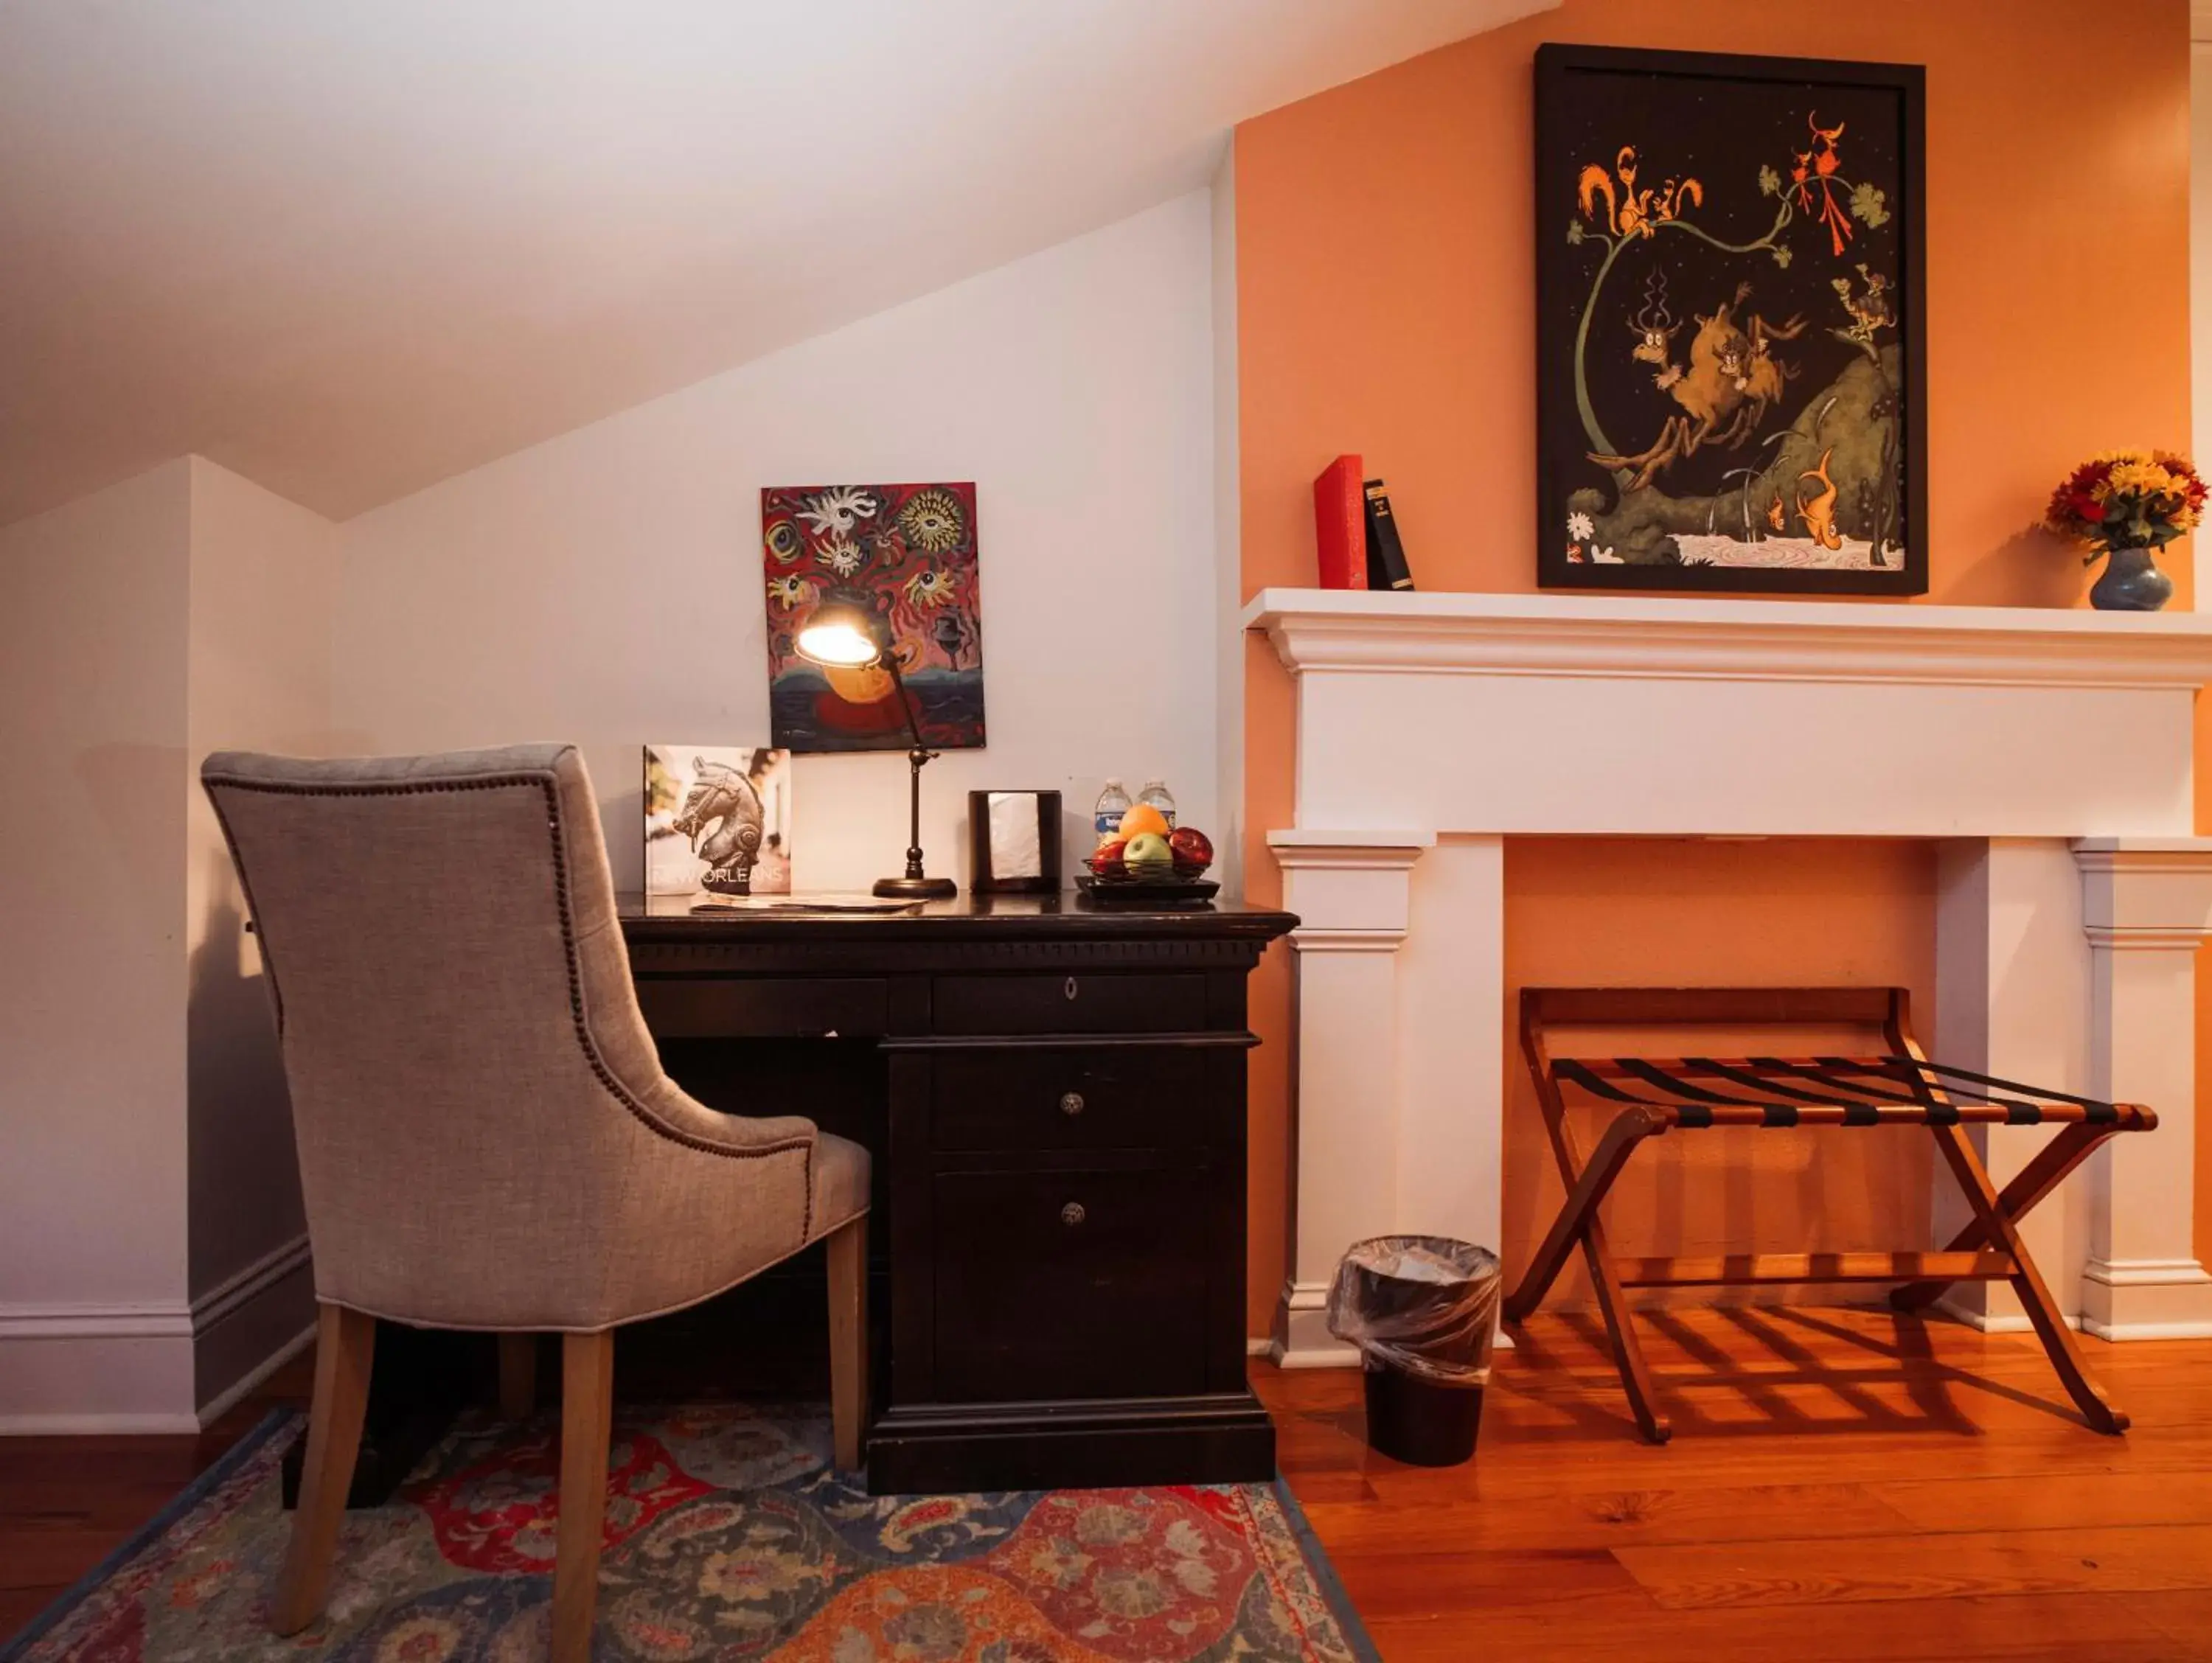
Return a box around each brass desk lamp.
[793,599,959,901]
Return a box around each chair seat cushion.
[811,1132,871,1237]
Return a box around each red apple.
[1169,826,1214,875]
[1089,838,1129,878]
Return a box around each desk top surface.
[616,891,1297,944]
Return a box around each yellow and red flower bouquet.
[2044,450,2205,557]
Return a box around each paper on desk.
[988,792,1042,879]
[689,893,922,914]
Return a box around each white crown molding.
[1287,927,1408,953]
[1241,588,2212,689]
[2084,924,2212,951]
[1267,829,1434,869]
[2071,838,2212,874]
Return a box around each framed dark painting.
[1535,44,1927,593]
[759,482,986,753]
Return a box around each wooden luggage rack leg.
[1504,986,2144,1443]
[1883,1011,2130,1435]
[1506,1003,1676,1443]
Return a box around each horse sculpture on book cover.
[672,757,766,895]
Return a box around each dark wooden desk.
[619,892,1296,1494]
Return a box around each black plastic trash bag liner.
[1326,1235,1501,1467]
[1324,1235,1501,1385]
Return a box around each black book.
[1363,478,1415,590]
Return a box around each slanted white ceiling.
[0,0,1554,525]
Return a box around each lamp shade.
[793,599,885,669]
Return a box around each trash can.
[1325,1235,1501,1466]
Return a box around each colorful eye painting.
[1535,46,1927,595]
[759,482,986,753]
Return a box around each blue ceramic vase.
[2089,546,2173,612]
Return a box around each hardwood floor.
[4,1308,2211,1659]
[1262,1305,2212,1661]
[0,1352,316,1641]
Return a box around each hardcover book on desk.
[644,745,793,899]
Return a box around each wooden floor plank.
[1374,1591,2193,1663]
[1613,1523,2212,1609]
[1868,1470,2212,1534]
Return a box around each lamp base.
[874,875,958,901]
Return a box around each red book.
[1312,454,1367,590]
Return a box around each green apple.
[1124,832,1174,879]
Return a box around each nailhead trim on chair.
[201,767,818,1235]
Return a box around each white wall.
[333,192,1222,886]
[0,461,196,1431]
[1211,147,1245,898]
[2195,24,2212,603]
[2194,22,2212,606]
[184,458,335,1410]
[0,457,337,1432]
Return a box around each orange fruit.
[1117,803,1170,840]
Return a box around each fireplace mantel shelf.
[1242,588,2212,689]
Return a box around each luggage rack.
[1507,986,2154,1444]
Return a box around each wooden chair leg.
[272,1303,375,1635]
[553,1331,614,1663]
[497,1333,537,1421]
[827,1213,869,1472]
[1926,1122,2128,1435]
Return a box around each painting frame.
[1534,43,1928,596]
[760,481,987,756]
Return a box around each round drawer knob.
[1060,1091,1085,1117]
[1064,977,1079,1000]
[1060,1202,1087,1227]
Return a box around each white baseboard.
[195,1319,314,1426]
[0,1233,313,1435]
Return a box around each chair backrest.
[200,745,703,1325]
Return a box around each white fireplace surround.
[1245,588,2212,1365]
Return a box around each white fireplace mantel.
[1245,588,2212,1363]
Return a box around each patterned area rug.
[4,1405,1375,1662]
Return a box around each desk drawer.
[931,972,1207,1035]
[633,976,886,1038]
[931,1165,1209,1401]
[931,1047,1211,1151]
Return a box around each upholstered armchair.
[201,745,869,1663]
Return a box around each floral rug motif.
[2,1405,1376,1662]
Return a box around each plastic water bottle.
[1136,780,1178,829]
[1093,779,1132,846]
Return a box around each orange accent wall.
[1233,0,2197,1331]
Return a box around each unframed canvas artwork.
[644,746,793,898]
[760,482,985,754]
[1536,45,1927,593]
